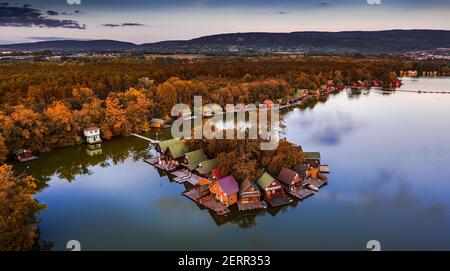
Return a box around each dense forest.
[0,56,448,250]
[1,56,448,160]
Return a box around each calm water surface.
[15,77,450,250]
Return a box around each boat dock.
[131,133,160,144]
[265,195,293,207]
[144,157,179,171]
[237,201,267,211]
[199,196,230,215]
[305,178,328,188]
[319,165,330,173]
[170,169,202,185]
[288,188,315,200]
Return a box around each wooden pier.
[170,169,202,185]
[265,195,293,207]
[144,157,179,171]
[305,178,328,189]
[199,195,230,215]
[237,201,267,211]
[183,189,204,202]
[319,165,330,173]
[288,188,315,200]
[131,133,160,144]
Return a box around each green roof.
[304,152,321,160]
[158,138,180,153]
[257,172,276,190]
[196,159,218,175]
[167,142,188,159]
[185,149,208,170]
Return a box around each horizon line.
[1,28,450,46]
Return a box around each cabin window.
[219,187,222,192]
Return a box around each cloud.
[0,3,85,29]
[121,23,144,27]
[277,11,288,15]
[27,36,88,41]
[318,2,331,8]
[46,10,59,16]
[102,22,145,28]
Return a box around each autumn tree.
[1,106,45,152]
[44,101,80,148]
[74,97,105,132]
[155,77,208,117]
[0,135,7,163]
[0,164,45,251]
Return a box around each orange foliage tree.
[0,164,45,250]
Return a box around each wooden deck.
[305,178,328,188]
[265,195,292,207]
[237,201,267,211]
[183,188,203,202]
[170,169,202,185]
[16,156,38,162]
[288,188,315,200]
[144,156,161,165]
[131,133,160,144]
[199,196,230,215]
[319,165,330,173]
[144,156,179,171]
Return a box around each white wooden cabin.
[84,127,102,144]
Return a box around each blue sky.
[1,0,450,44]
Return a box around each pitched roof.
[185,149,208,170]
[13,149,28,155]
[304,152,321,160]
[167,142,188,159]
[277,167,300,185]
[158,138,180,153]
[240,179,260,196]
[217,176,239,195]
[84,127,99,132]
[198,178,212,186]
[257,172,277,190]
[210,168,223,180]
[196,159,218,175]
[293,164,309,176]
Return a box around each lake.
[14,77,450,251]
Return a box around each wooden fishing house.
[237,179,266,211]
[278,167,315,200]
[84,127,102,144]
[277,167,303,191]
[185,149,208,170]
[209,176,239,207]
[303,152,321,167]
[13,149,37,162]
[195,158,219,179]
[256,172,291,207]
[149,118,166,128]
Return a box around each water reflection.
[13,78,450,250]
[13,130,169,184]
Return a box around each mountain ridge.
[1,30,450,54]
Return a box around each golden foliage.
[0,164,45,251]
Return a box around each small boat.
[308,184,319,192]
[319,165,330,173]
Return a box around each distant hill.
[2,30,450,54]
[0,39,137,51]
